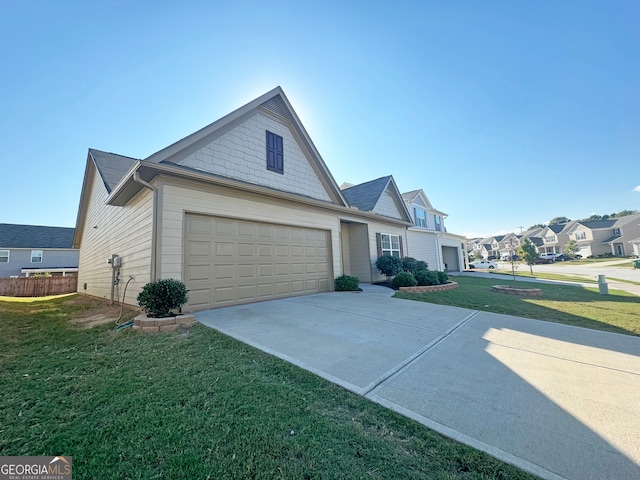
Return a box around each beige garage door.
[185,214,331,310]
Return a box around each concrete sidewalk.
[196,287,640,480]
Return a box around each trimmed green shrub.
[391,272,417,289]
[137,278,189,318]
[437,270,449,284]
[401,257,429,274]
[375,255,403,277]
[335,275,360,291]
[415,269,439,286]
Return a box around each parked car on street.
[501,254,520,261]
[554,254,582,262]
[532,257,554,264]
[539,253,560,261]
[469,260,498,269]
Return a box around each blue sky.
[1,1,638,237]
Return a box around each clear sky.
[1,1,638,238]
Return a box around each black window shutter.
[266,131,284,174]
[376,233,382,258]
[275,134,283,173]
[399,236,404,257]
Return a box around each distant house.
[401,189,465,271]
[0,224,78,278]
[534,224,568,255]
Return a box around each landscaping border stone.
[491,285,543,297]
[399,281,458,293]
[133,313,197,333]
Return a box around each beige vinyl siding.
[338,215,407,283]
[374,188,404,219]
[344,223,371,282]
[406,229,439,271]
[76,166,153,305]
[159,180,341,285]
[178,112,332,202]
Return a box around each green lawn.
[396,276,640,336]
[0,295,535,480]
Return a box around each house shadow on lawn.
[395,275,640,337]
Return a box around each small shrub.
[137,278,189,318]
[416,260,428,271]
[335,275,360,291]
[391,272,417,289]
[437,270,449,284]
[415,269,439,286]
[376,255,403,277]
[401,257,418,273]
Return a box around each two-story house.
[401,189,465,271]
[0,224,78,278]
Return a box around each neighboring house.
[401,189,465,271]
[534,224,568,255]
[564,219,619,258]
[603,214,640,257]
[0,224,78,278]
[73,87,414,311]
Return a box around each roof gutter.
[133,170,159,282]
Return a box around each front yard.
[396,276,640,336]
[0,294,535,479]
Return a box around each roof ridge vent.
[259,95,293,122]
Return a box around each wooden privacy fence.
[0,276,78,297]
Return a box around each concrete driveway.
[195,285,640,480]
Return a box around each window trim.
[31,250,43,263]
[266,130,284,174]
[414,208,427,228]
[0,250,9,263]
[377,233,402,258]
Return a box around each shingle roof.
[341,176,391,212]
[401,190,420,202]
[90,148,139,193]
[578,219,616,229]
[0,224,75,249]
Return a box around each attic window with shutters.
[266,131,284,174]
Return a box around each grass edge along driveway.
[395,275,640,337]
[0,294,536,480]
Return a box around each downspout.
[133,171,159,282]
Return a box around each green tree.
[549,216,571,225]
[527,223,546,230]
[517,238,539,275]
[564,239,580,259]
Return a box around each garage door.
[184,214,331,310]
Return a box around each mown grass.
[396,276,640,336]
[0,295,535,480]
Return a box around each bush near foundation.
[391,272,417,289]
[335,275,360,291]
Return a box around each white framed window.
[434,215,442,231]
[414,208,426,228]
[31,250,43,263]
[0,250,9,263]
[576,231,586,241]
[545,236,556,243]
[613,228,622,236]
[380,233,401,257]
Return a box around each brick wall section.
[399,282,458,293]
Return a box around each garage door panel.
[187,241,211,256]
[186,264,210,281]
[215,219,236,236]
[215,242,235,256]
[185,214,331,310]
